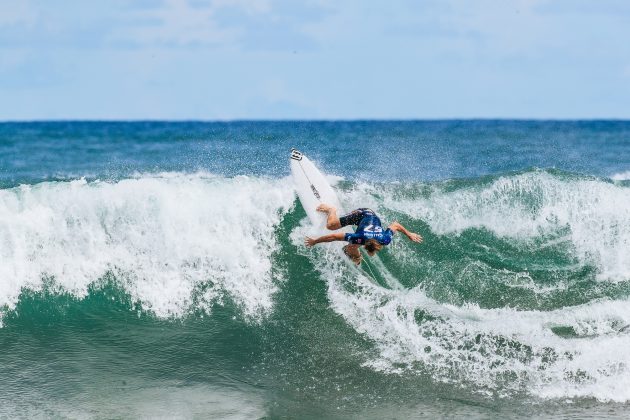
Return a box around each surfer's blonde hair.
[365,239,383,256]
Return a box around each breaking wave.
[1,169,630,402]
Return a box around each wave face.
[1,169,629,410]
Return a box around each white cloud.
[111,0,239,46]
[108,0,328,51]
[211,0,271,15]
[108,0,281,47]
[0,0,38,27]
[302,0,616,59]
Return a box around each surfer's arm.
[388,222,423,243]
[305,232,346,247]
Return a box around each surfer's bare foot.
[316,203,334,213]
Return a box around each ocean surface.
[0,120,629,418]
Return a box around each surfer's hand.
[409,233,423,243]
[305,237,318,247]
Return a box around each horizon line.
[2,117,630,124]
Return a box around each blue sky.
[1,0,629,120]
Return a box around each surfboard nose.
[290,149,303,161]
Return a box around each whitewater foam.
[0,173,295,319]
[611,171,630,181]
[386,171,630,282]
[296,171,630,402]
[323,261,630,401]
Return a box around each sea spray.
[0,173,295,318]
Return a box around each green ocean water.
[1,121,630,418]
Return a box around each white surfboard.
[291,149,340,225]
[290,149,353,239]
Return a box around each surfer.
[304,204,422,265]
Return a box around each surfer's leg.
[339,209,364,228]
[320,206,342,230]
[326,209,341,230]
[316,204,342,230]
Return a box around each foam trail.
[0,173,295,318]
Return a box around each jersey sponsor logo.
[363,224,382,233]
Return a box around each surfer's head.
[364,239,383,256]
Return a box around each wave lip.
[0,172,295,319]
[384,169,630,282]
[611,171,630,181]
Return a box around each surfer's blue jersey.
[340,208,394,245]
